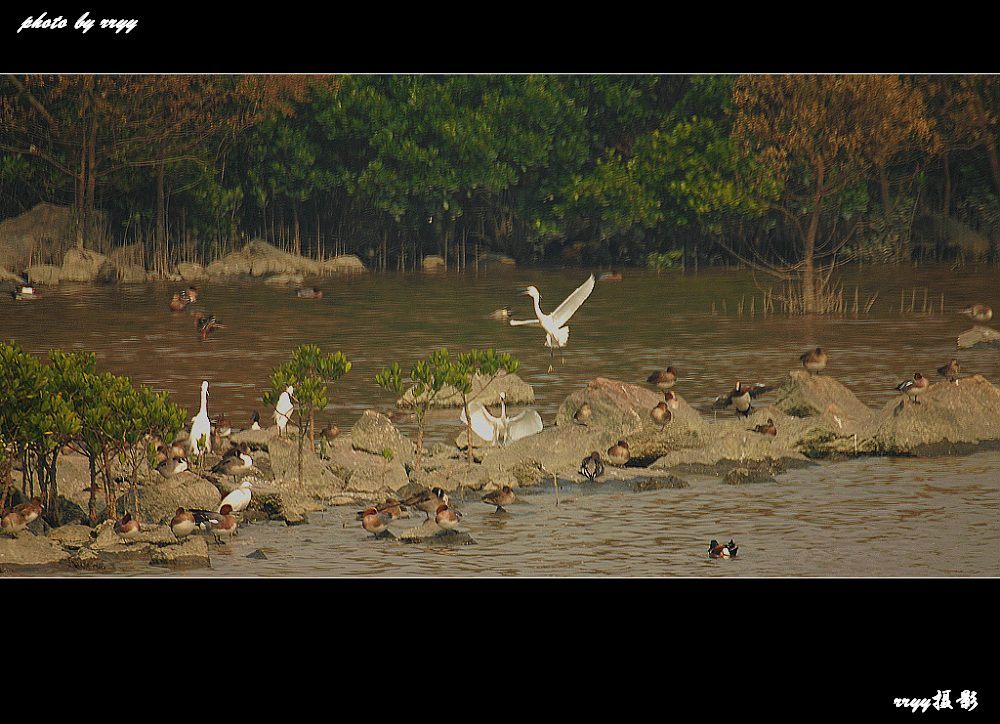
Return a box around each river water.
[3,265,999,576]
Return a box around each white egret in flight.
[510,274,596,364]
[460,392,543,447]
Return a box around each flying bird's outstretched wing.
[550,275,596,328]
[460,402,500,442]
[508,318,540,326]
[506,409,544,443]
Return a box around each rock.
[400,371,534,409]
[397,518,476,545]
[632,475,690,491]
[0,267,26,284]
[263,273,304,286]
[206,250,251,278]
[25,264,61,285]
[350,410,415,464]
[246,548,268,560]
[69,547,106,570]
[0,534,71,570]
[139,472,223,524]
[617,391,711,461]
[772,369,874,429]
[477,424,609,489]
[60,248,116,283]
[723,461,779,485]
[958,325,1000,350]
[421,255,445,272]
[149,536,210,568]
[46,524,94,549]
[861,375,1000,455]
[323,255,366,274]
[176,262,207,281]
[0,203,76,272]
[339,456,410,494]
[476,251,516,269]
[555,377,670,438]
[117,265,147,284]
[245,239,324,277]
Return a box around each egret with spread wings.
[460,391,543,447]
[509,275,596,365]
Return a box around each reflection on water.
[3,265,999,576]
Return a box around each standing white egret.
[274,385,294,436]
[460,391,543,447]
[189,381,212,457]
[510,275,596,364]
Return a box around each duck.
[218,480,253,513]
[482,485,516,513]
[1,510,28,536]
[319,423,341,447]
[207,504,238,544]
[579,451,605,481]
[606,440,630,466]
[400,487,450,521]
[114,513,141,544]
[598,271,623,282]
[937,359,960,384]
[896,372,930,404]
[211,445,253,484]
[249,410,262,431]
[959,303,992,323]
[193,312,225,340]
[650,401,672,428]
[663,390,680,411]
[170,508,197,539]
[274,385,295,436]
[156,456,189,479]
[296,287,323,299]
[384,410,413,424]
[709,539,739,559]
[751,418,777,436]
[211,414,232,438]
[169,293,188,312]
[713,381,772,418]
[179,286,199,304]
[12,285,40,301]
[646,366,678,390]
[13,497,43,525]
[434,504,462,532]
[488,307,512,321]
[573,402,592,426]
[189,380,212,457]
[361,507,393,538]
[799,347,828,376]
[355,498,408,522]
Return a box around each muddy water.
[3,265,999,575]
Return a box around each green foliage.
[646,250,683,271]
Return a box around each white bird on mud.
[274,385,294,436]
[460,391,543,447]
[510,275,596,365]
[218,479,253,513]
[189,380,212,456]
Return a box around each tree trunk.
[942,151,952,217]
[155,160,167,266]
[88,455,98,526]
[878,164,892,214]
[801,167,824,314]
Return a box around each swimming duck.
[579,451,605,481]
[482,485,516,513]
[169,293,187,312]
[156,456,189,479]
[713,381,772,418]
[488,307,512,321]
[650,402,672,428]
[361,507,393,537]
[709,539,739,558]
[1,510,28,536]
[207,504,238,544]
[937,359,960,384]
[193,312,225,340]
[573,402,592,426]
[646,366,678,390]
[13,497,44,525]
[274,385,295,436]
[170,508,197,539]
[114,513,141,544]
[751,418,777,436]
[250,410,261,431]
[218,480,253,513]
[355,498,408,521]
[799,347,828,376]
[606,440,630,466]
[959,304,992,323]
[12,285,40,301]
[434,504,462,532]
[401,487,450,521]
[296,287,323,299]
[179,286,199,304]
[896,372,929,404]
[598,271,623,282]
